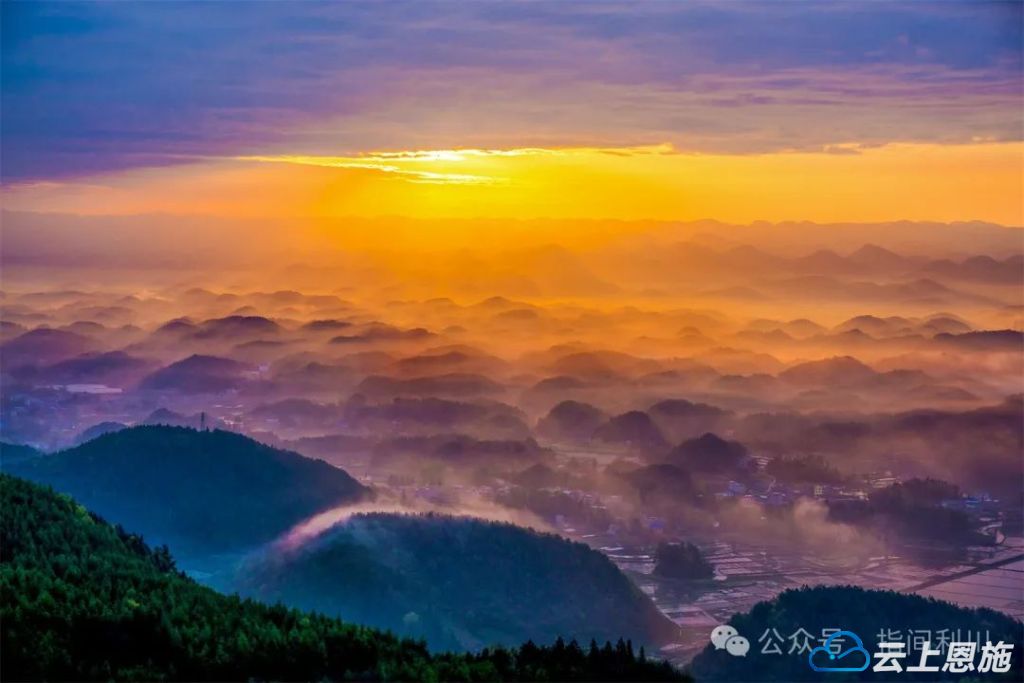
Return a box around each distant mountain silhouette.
[621,463,696,503]
[735,329,795,345]
[301,318,353,332]
[529,375,590,393]
[0,441,44,465]
[139,354,253,393]
[330,323,434,344]
[193,315,281,339]
[74,420,127,445]
[666,433,749,474]
[830,312,975,338]
[648,399,732,443]
[354,373,504,399]
[923,254,1024,284]
[593,411,669,452]
[0,320,27,341]
[371,434,551,472]
[782,318,827,337]
[512,462,565,488]
[780,356,877,385]
[792,248,851,273]
[344,397,529,439]
[738,275,991,307]
[149,315,281,345]
[935,329,1023,351]
[493,307,543,322]
[247,398,341,429]
[1,328,97,368]
[390,347,507,377]
[846,243,913,272]
[833,315,915,336]
[281,433,373,465]
[648,398,729,420]
[12,350,156,386]
[919,314,973,335]
[547,351,663,381]
[537,400,608,442]
[472,295,533,310]
[59,320,107,335]
[152,317,197,337]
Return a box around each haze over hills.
[1,221,1022,676]
[4,236,1019,477]
[138,354,256,394]
[4,2,1024,679]
[2,427,683,656]
[6,214,1023,272]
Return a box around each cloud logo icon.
[808,630,870,672]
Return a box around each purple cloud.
[2,1,1020,181]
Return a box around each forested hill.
[689,585,1022,682]
[3,425,370,557]
[233,512,680,652]
[0,474,687,682]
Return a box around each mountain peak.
[7,425,370,555]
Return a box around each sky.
[2,1,1022,229]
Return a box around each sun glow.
[4,142,1022,231]
[235,145,672,185]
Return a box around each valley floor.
[598,535,1024,666]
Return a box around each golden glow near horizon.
[3,142,1022,235]
[236,145,668,185]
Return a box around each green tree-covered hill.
[689,585,1022,681]
[0,474,687,682]
[233,512,680,651]
[4,425,370,557]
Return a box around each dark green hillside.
[0,441,44,465]
[5,426,371,557]
[689,585,1022,681]
[0,475,686,681]
[234,512,680,652]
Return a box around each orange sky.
[6,1,1021,252]
[3,142,1022,244]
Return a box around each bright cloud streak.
[236,145,675,185]
[238,154,505,185]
